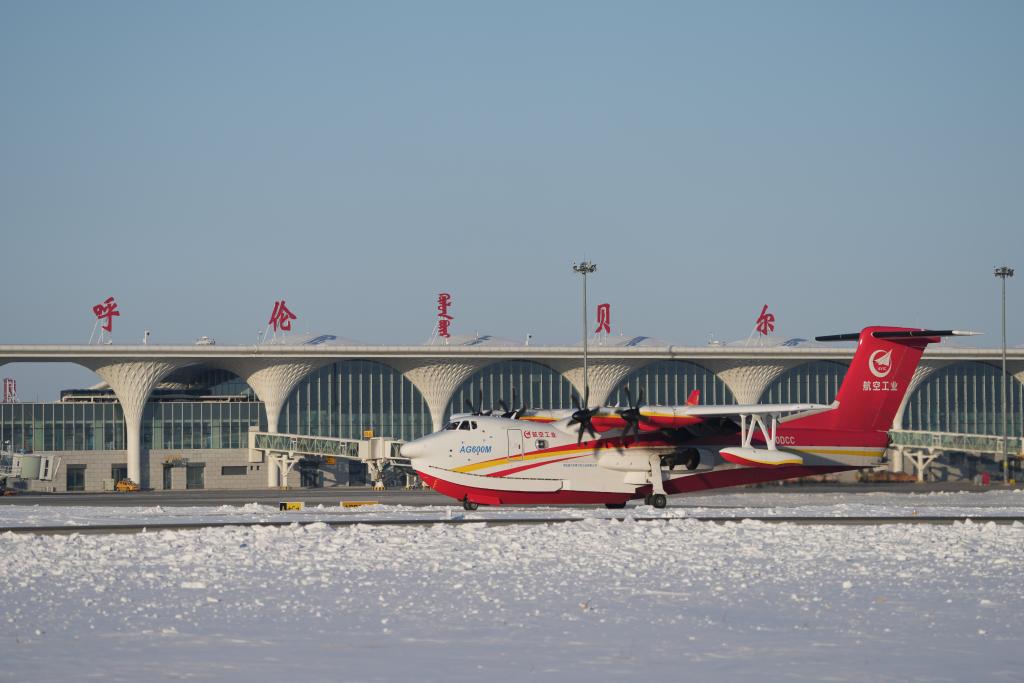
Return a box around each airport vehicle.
[399,326,971,509]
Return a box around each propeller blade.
[464,398,475,413]
[638,387,645,407]
[497,399,508,414]
[623,385,632,408]
[577,423,586,444]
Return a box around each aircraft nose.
[400,440,425,459]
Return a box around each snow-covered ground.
[2,492,1023,682]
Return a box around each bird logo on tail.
[868,349,892,378]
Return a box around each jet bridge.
[0,448,60,492]
[247,430,412,489]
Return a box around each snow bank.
[2,511,1023,681]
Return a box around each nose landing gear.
[462,497,479,511]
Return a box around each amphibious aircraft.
[400,326,973,509]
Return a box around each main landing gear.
[462,497,479,511]
[644,493,668,509]
[646,453,669,509]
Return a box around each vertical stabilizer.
[783,327,957,436]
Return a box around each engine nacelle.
[664,448,701,471]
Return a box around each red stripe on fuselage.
[485,454,587,477]
[461,434,678,472]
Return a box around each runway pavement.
[0,481,1003,508]
[0,487,448,507]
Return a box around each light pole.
[573,261,597,402]
[995,266,1014,482]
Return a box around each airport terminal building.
[1,333,1022,492]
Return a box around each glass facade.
[0,400,264,453]
[0,402,125,452]
[901,362,1024,436]
[142,401,265,450]
[447,361,577,420]
[761,361,849,405]
[279,361,430,441]
[0,360,430,452]
[608,361,735,406]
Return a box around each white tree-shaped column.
[86,360,183,488]
[546,359,647,407]
[389,359,489,433]
[703,359,803,405]
[217,359,329,486]
[891,360,953,429]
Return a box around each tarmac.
[0,481,1007,508]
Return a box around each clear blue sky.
[1,1,1022,399]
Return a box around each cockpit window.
[470,421,478,430]
[445,421,460,430]
[458,421,472,431]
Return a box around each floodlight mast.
[995,266,1014,482]
[573,261,597,402]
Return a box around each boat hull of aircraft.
[417,463,856,506]
[417,469,635,506]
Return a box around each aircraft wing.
[678,402,830,417]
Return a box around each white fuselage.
[400,414,712,496]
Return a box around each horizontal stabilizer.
[816,329,979,342]
[719,447,804,468]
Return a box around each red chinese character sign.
[90,296,120,343]
[595,303,611,334]
[2,378,15,403]
[93,296,119,332]
[755,304,775,336]
[437,293,453,339]
[268,300,297,332]
[264,300,297,341]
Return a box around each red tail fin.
[686,390,700,406]
[785,326,946,435]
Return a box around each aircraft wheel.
[650,494,667,509]
[462,498,479,511]
[604,502,627,510]
[643,494,652,506]
[686,452,700,470]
